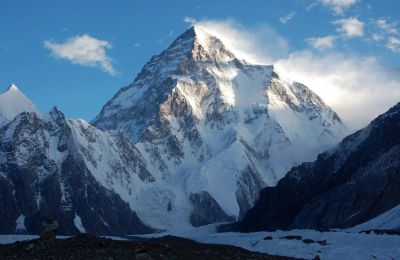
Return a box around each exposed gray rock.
[40,220,59,240]
[189,191,235,227]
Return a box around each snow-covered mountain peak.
[188,26,236,63]
[92,27,348,230]
[0,84,38,126]
[6,83,19,92]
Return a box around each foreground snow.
[0,226,399,259]
[136,224,400,260]
[0,235,69,244]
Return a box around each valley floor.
[1,225,399,259]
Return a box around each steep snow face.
[0,84,38,126]
[93,26,347,229]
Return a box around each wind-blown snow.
[0,84,38,126]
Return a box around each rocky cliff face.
[234,102,400,232]
[93,26,346,229]
[0,108,153,235]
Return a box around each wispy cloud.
[276,51,400,130]
[279,11,296,24]
[386,37,400,53]
[306,35,336,50]
[371,33,384,42]
[376,19,398,35]
[319,0,358,15]
[333,17,364,38]
[183,17,288,64]
[367,18,400,53]
[44,34,116,75]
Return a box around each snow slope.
[350,204,400,232]
[93,26,347,229]
[0,84,37,126]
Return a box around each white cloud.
[183,16,196,24]
[183,17,289,64]
[333,17,364,38]
[275,51,400,130]
[279,11,296,24]
[386,37,400,53]
[306,35,336,50]
[371,33,384,42]
[319,0,358,15]
[44,34,116,75]
[376,19,398,35]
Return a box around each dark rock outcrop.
[189,191,235,226]
[0,234,294,259]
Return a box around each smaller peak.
[3,83,20,94]
[48,106,65,121]
[8,83,19,91]
[49,106,60,114]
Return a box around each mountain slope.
[234,102,400,232]
[93,26,347,229]
[0,107,153,235]
[0,84,37,126]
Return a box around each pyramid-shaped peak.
[8,83,19,91]
[172,26,236,63]
[4,83,20,93]
[177,26,212,40]
[0,83,38,126]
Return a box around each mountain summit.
[0,84,37,126]
[93,26,347,229]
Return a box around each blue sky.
[0,0,399,127]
